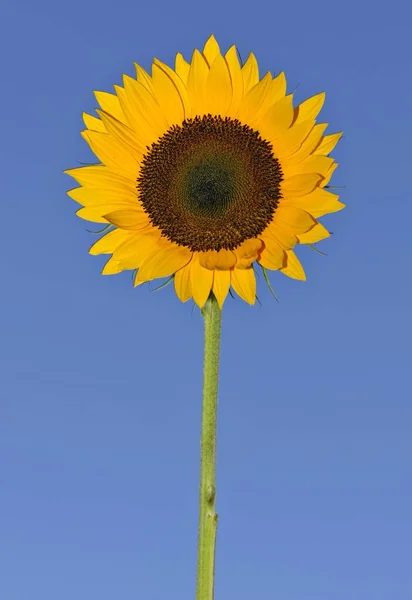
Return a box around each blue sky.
[1,0,411,598]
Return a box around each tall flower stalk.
[196,293,222,599]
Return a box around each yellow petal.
[153,58,190,117]
[102,257,123,275]
[81,130,139,178]
[224,45,244,117]
[294,92,325,124]
[187,49,210,116]
[258,237,286,270]
[281,173,322,197]
[315,132,342,155]
[116,77,160,138]
[199,249,236,270]
[118,254,142,271]
[282,155,334,179]
[258,94,294,140]
[94,91,125,122]
[283,123,328,165]
[238,71,272,125]
[191,255,214,308]
[89,228,132,255]
[281,188,345,218]
[262,223,297,250]
[83,113,105,132]
[97,110,146,155]
[134,63,154,94]
[133,275,145,288]
[212,270,231,308]
[321,161,338,187]
[64,165,134,191]
[241,53,259,93]
[174,262,193,302]
[113,229,162,264]
[297,222,330,243]
[136,240,192,282]
[67,186,137,206]
[104,208,149,230]
[275,206,316,233]
[202,35,221,65]
[272,119,315,158]
[234,238,263,268]
[175,53,190,84]
[271,72,287,103]
[77,205,137,223]
[231,268,256,304]
[151,64,185,127]
[280,250,306,280]
[117,77,168,142]
[206,54,232,115]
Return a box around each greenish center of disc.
[186,158,235,216]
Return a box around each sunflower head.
[66,35,344,308]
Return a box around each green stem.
[196,293,222,600]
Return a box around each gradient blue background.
[1,0,411,598]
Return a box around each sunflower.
[66,35,344,308]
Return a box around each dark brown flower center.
[137,115,282,252]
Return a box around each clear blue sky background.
[1,0,411,598]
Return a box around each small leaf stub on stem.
[207,485,216,504]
